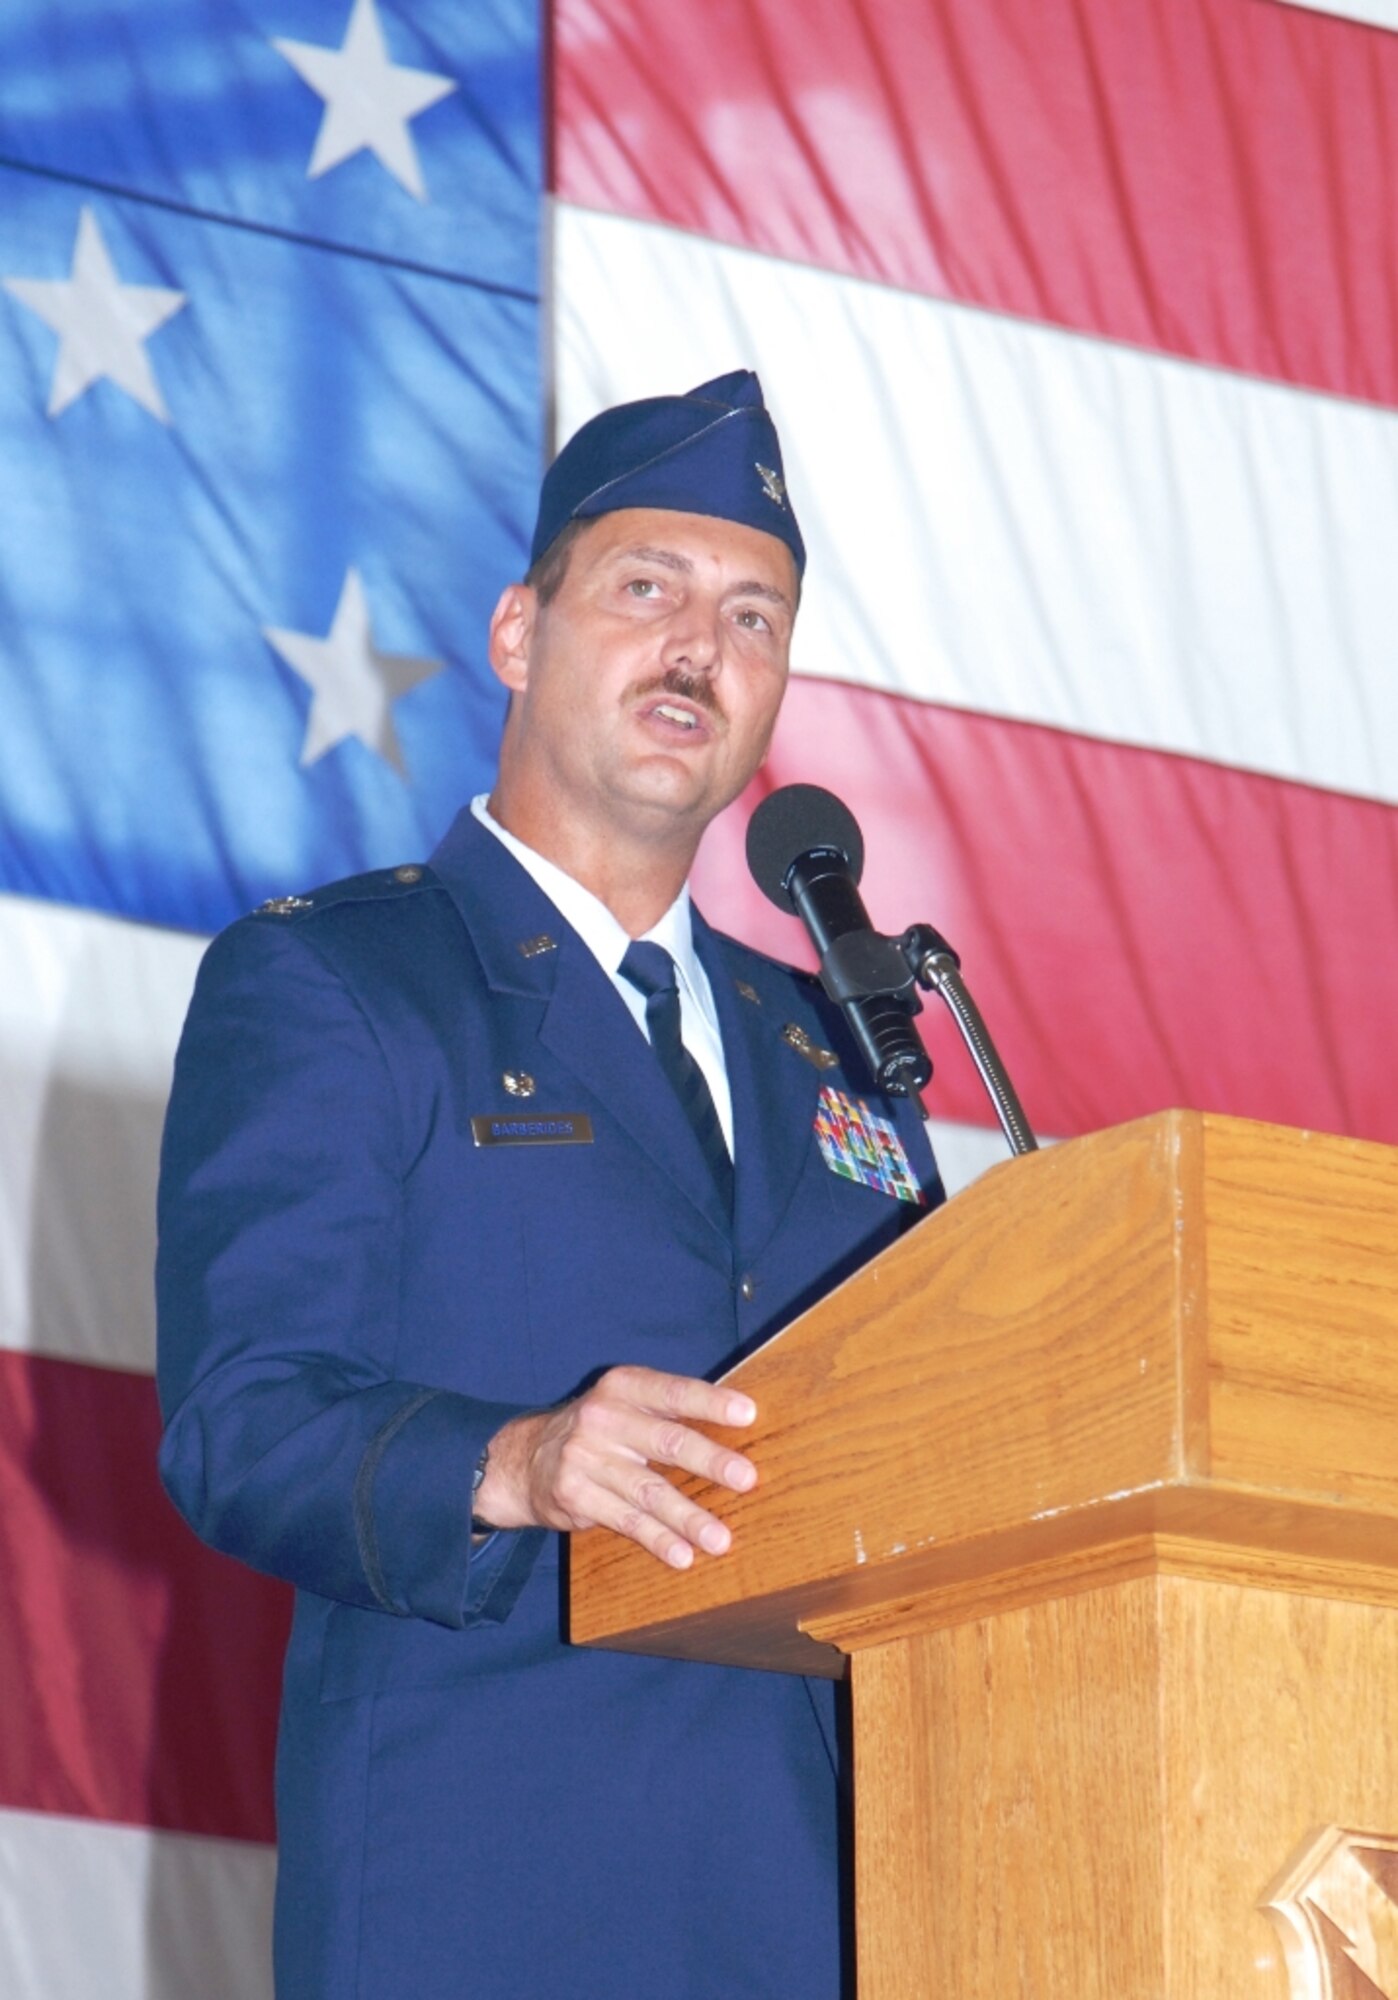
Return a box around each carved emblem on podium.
[1261,1828,1398,1999]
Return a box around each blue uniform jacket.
[156,805,943,1999]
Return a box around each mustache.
[627,667,724,720]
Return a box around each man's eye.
[736,608,771,631]
[626,578,661,598]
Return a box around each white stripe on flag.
[1271,0,1398,30]
[554,202,1398,805]
[925,1116,1037,1199]
[0,1808,274,2000]
[0,894,204,1372]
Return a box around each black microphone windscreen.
[745,784,866,910]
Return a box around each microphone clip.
[817,922,962,1013]
[817,928,923,1010]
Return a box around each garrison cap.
[530,369,805,578]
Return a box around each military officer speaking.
[156,371,943,1998]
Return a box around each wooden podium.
[570,1111,1398,1998]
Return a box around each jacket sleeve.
[155,914,543,1630]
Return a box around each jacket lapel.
[429,809,731,1245]
[695,913,821,1268]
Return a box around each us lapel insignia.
[781,1022,839,1070]
[814,1085,926,1207]
[501,1070,535,1098]
[516,933,557,959]
[735,980,761,1005]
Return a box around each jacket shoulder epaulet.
[720,932,822,990]
[250,862,436,922]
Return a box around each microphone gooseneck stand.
[898,925,1038,1158]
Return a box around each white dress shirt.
[470,795,735,1152]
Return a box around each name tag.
[471,1113,594,1148]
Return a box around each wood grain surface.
[567,1114,1398,1996]
[571,1110,1195,1650]
[852,1580,1165,1999]
[1203,1117,1398,1510]
[570,1113,1398,1668]
[851,1578,1398,1999]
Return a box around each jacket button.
[739,1274,756,1302]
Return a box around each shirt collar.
[469,795,718,1029]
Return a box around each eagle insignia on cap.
[755,462,785,506]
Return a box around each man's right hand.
[471,1366,758,1570]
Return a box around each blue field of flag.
[0,0,541,934]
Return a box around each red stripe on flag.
[555,0,1398,408]
[695,678,1398,1144]
[0,1351,286,1842]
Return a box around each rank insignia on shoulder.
[781,1022,838,1070]
[516,933,557,959]
[258,895,313,916]
[814,1085,926,1207]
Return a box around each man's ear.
[488,582,536,693]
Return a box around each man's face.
[490,506,797,847]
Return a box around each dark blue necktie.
[620,941,733,1216]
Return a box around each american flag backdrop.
[3,0,1397,1989]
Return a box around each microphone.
[746,784,933,1098]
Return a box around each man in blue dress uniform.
[156,371,942,1997]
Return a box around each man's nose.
[660,603,721,674]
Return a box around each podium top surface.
[568,1111,1398,1672]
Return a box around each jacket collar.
[429,805,572,1001]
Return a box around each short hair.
[523,518,588,607]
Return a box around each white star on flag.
[3,205,187,422]
[265,567,443,776]
[274,0,457,201]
